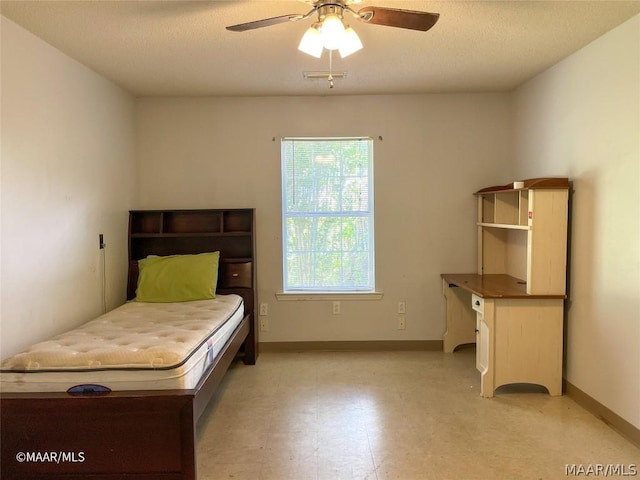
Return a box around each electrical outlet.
[260,318,269,332]
[259,303,268,316]
[332,301,341,315]
[398,301,406,314]
[398,317,406,330]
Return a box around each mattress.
[0,294,244,393]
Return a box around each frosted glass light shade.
[298,26,323,58]
[320,15,345,50]
[299,17,364,58]
[339,27,363,57]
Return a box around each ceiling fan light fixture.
[298,25,323,58]
[338,26,363,58]
[227,2,441,60]
[320,14,345,50]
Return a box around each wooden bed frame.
[1,209,257,480]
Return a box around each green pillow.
[135,252,220,302]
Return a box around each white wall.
[136,94,512,343]
[513,15,640,428]
[0,17,137,358]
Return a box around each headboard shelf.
[130,209,255,236]
[129,210,255,261]
[130,231,252,239]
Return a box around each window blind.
[281,137,374,292]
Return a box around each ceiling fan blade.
[226,14,304,32]
[357,7,439,32]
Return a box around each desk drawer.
[472,294,484,314]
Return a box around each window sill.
[275,291,384,301]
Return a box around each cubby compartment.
[223,211,253,232]
[215,236,253,260]
[481,196,495,223]
[494,191,519,225]
[519,190,530,226]
[131,236,231,260]
[130,212,162,235]
[164,211,222,234]
[480,227,527,281]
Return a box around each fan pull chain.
[328,50,334,88]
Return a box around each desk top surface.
[441,273,566,299]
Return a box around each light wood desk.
[442,273,565,398]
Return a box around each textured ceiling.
[1,0,639,96]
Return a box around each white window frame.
[279,136,378,298]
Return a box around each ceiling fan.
[226,0,440,58]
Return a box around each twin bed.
[0,208,257,480]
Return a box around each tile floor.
[196,349,640,480]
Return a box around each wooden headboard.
[128,209,255,294]
[127,209,257,355]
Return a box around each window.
[281,137,374,293]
